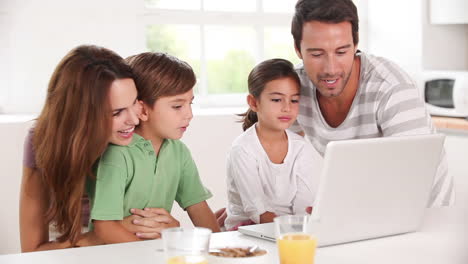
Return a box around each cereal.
[209,247,267,258]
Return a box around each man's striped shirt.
[292,52,454,207]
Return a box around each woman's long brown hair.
[33,45,133,245]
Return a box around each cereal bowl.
[207,246,268,264]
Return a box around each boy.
[88,52,220,243]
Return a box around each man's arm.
[377,84,454,206]
[186,201,221,232]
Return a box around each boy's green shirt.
[87,133,212,229]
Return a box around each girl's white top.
[225,124,321,230]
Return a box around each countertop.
[432,116,468,131]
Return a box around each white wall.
[367,0,424,78]
[175,114,244,227]
[0,119,33,255]
[422,0,468,70]
[367,0,468,80]
[0,0,143,114]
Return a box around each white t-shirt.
[225,124,321,230]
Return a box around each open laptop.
[238,134,445,247]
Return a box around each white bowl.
[207,247,268,264]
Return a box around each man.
[290,0,453,206]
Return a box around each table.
[1,207,467,264]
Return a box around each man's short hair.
[291,0,359,52]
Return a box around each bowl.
[207,246,268,264]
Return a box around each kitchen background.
[0,0,467,255]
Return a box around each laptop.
[238,134,445,247]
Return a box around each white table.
[1,207,467,264]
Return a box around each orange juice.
[277,233,317,264]
[166,256,208,264]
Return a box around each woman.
[19,45,144,251]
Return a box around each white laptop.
[238,134,445,247]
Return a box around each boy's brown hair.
[126,52,196,106]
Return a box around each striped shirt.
[291,52,454,207]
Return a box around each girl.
[20,45,154,251]
[88,52,219,244]
[224,58,319,231]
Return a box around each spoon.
[248,245,259,253]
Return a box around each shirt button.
[144,143,149,147]
[149,151,154,155]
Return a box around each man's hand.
[122,208,180,239]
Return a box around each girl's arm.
[186,201,221,232]
[94,220,141,244]
[292,143,322,215]
[259,211,276,223]
[228,147,273,224]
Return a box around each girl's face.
[108,78,140,146]
[249,77,300,132]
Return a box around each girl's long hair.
[239,58,300,131]
[33,45,133,245]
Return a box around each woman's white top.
[225,124,321,230]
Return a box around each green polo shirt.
[87,133,212,229]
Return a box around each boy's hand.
[122,208,180,239]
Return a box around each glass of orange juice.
[274,215,317,264]
[161,227,212,264]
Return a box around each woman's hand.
[121,208,180,239]
[75,231,104,247]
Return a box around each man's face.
[296,21,357,98]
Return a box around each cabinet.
[430,0,468,24]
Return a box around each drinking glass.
[162,227,212,264]
[274,215,317,264]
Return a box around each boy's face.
[145,89,194,141]
[109,78,140,146]
[249,77,300,132]
[296,21,357,98]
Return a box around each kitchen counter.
[432,116,468,132]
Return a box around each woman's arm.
[186,201,221,232]
[19,167,72,252]
[121,208,180,239]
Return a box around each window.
[143,0,299,108]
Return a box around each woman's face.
[108,78,140,146]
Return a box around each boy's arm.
[186,201,221,232]
[94,220,141,244]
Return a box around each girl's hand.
[122,208,180,239]
[214,207,227,228]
